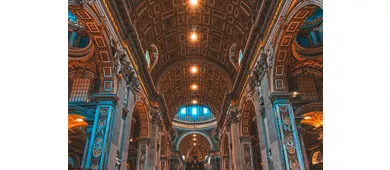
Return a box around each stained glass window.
[238,50,243,65]
[174,106,215,122]
[145,50,150,68]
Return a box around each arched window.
[229,43,239,70]
[296,7,323,48]
[68,10,90,48]
[69,78,92,102]
[311,151,323,165]
[238,49,243,65]
[150,44,159,70]
[175,105,214,122]
[145,50,150,68]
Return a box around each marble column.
[297,128,310,170]
[84,94,118,170]
[137,138,150,170]
[169,156,180,170]
[228,109,241,170]
[240,136,255,170]
[146,111,161,170]
[226,125,233,170]
[269,92,305,170]
[81,120,94,168]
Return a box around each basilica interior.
[68,0,323,169]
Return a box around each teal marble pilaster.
[85,94,118,170]
[269,92,305,170]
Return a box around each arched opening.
[295,7,323,48]
[126,101,150,170]
[68,114,88,170]
[250,116,263,170]
[271,4,323,92]
[68,10,90,48]
[149,44,159,71]
[229,43,239,70]
[178,133,211,170]
[297,111,323,170]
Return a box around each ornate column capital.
[268,92,294,104]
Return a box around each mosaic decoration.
[87,107,112,169]
[275,105,305,170]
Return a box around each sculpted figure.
[267,43,274,68]
[113,43,126,75]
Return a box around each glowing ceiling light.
[193,138,197,141]
[193,134,197,137]
[192,100,198,105]
[190,32,198,41]
[130,139,133,142]
[189,0,198,6]
[304,116,311,120]
[190,66,198,74]
[193,143,196,146]
[76,118,84,122]
[191,84,198,90]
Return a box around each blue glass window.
[68,11,78,23]
[192,108,197,115]
[174,105,215,122]
[238,50,243,65]
[78,37,90,48]
[145,51,150,67]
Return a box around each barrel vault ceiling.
[108,0,272,121]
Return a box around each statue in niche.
[244,144,252,170]
[138,145,146,170]
[249,49,268,94]
[113,42,127,76]
[115,151,122,170]
[123,86,129,106]
[267,43,274,68]
[267,149,274,170]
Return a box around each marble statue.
[267,43,274,68]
